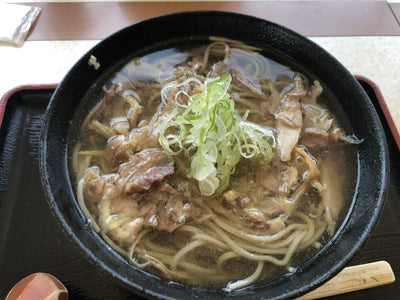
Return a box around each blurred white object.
[0,4,41,46]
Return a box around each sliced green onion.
[155,73,274,196]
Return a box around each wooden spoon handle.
[298,261,395,299]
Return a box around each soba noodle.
[71,37,357,290]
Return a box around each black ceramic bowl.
[39,11,389,299]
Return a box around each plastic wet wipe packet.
[0,4,41,46]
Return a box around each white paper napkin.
[0,4,41,46]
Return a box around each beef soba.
[71,38,359,290]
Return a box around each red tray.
[0,80,399,299]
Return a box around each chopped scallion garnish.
[155,73,274,196]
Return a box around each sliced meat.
[112,217,144,242]
[107,94,142,134]
[300,127,330,148]
[135,183,194,233]
[260,79,281,116]
[83,161,193,245]
[103,89,130,123]
[85,167,106,199]
[128,126,159,152]
[157,197,193,232]
[83,168,142,244]
[106,127,159,164]
[99,84,144,134]
[275,76,306,161]
[302,104,333,131]
[301,102,333,149]
[85,167,123,202]
[173,65,196,81]
[230,68,263,95]
[118,148,175,193]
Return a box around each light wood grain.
[298,261,395,299]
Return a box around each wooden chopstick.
[297,261,395,299]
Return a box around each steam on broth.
[71,37,358,290]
